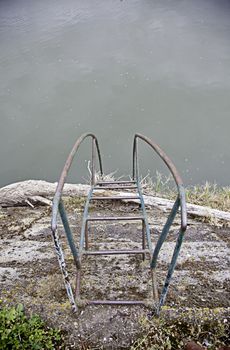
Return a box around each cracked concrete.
[0,197,229,348]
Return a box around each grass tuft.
[140,172,230,212]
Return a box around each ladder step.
[86,216,144,222]
[83,249,149,256]
[96,180,136,185]
[91,196,140,200]
[87,300,146,306]
[94,186,137,190]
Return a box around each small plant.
[140,171,176,199]
[0,304,63,350]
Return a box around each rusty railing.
[133,133,187,312]
[51,132,187,314]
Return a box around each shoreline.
[1,179,230,226]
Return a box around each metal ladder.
[51,133,187,314]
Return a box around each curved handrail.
[132,133,187,231]
[51,133,103,232]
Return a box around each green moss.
[63,196,86,211]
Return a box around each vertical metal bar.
[157,228,185,313]
[151,197,180,269]
[142,220,146,261]
[51,228,77,312]
[132,136,139,180]
[91,138,96,185]
[132,136,136,180]
[137,182,153,254]
[85,221,89,250]
[94,137,103,178]
[59,200,81,269]
[179,184,187,231]
[135,138,139,180]
[79,187,94,252]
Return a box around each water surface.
[1,0,230,187]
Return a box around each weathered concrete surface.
[0,197,229,348]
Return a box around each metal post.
[85,221,89,250]
[91,138,96,185]
[151,197,180,269]
[142,220,146,261]
[79,187,94,252]
[132,137,136,180]
[59,201,81,269]
[137,183,153,254]
[51,227,77,313]
[157,229,185,313]
[132,136,139,180]
[135,138,139,180]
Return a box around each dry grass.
[92,170,230,212]
[140,172,230,212]
[186,182,230,212]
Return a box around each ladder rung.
[94,186,137,190]
[86,216,144,222]
[83,249,149,256]
[91,196,140,200]
[96,180,136,185]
